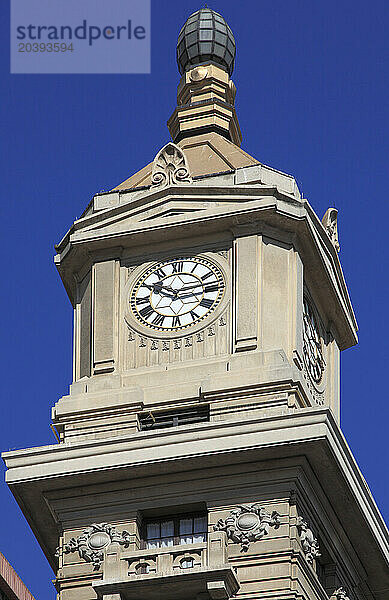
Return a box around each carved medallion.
[56,523,130,571]
[214,504,280,552]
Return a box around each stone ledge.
[93,566,239,600]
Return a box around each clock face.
[130,257,226,332]
[303,298,325,383]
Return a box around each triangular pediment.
[73,191,242,239]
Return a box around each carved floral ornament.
[152,142,192,188]
[297,516,321,565]
[55,523,130,571]
[214,504,280,552]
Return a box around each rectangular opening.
[139,405,210,431]
[142,513,208,549]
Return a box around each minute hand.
[179,284,222,299]
[179,281,220,292]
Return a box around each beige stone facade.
[3,9,388,600]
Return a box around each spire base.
[167,64,242,147]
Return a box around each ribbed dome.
[177,9,236,76]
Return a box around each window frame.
[141,512,208,549]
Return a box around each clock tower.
[3,8,388,600]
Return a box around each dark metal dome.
[177,9,236,76]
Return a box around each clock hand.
[177,282,205,292]
[143,282,177,299]
[179,283,223,299]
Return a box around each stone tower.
[3,8,388,600]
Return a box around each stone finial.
[151,142,192,189]
[322,208,340,253]
[214,504,280,552]
[297,516,321,564]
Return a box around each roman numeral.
[152,313,165,326]
[191,263,198,273]
[172,261,184,273]
[140,305,154,318]
[204,284,221,293]
[190,310,200,321]
[136,297,149,305]
[172,315,181,327]
[200,298,213,308]
[154,267,166,279]
[201,271,214,281]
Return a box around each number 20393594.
[18,42,74,52]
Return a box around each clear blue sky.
[0,1,388,598]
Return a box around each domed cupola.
[177,8,236,76]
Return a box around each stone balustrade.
[93,531,239,600]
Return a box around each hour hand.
[143,282,175,298]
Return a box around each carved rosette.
[297,516,321,565]
[152,142,192,188]
[56,523,130,571]
[214,504,280,552]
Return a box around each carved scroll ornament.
[214,504,280,552]
[152,142,192,188]
[322,208,340,253]
[55,523,130,570]
[297,516,321,564]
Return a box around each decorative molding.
[297,516,321,565]
[152,143,192,188]
[56,523,130,571]
[128,328,135,342]
[331,588,351,600]
[322,208,340,253]
[214,504,280,552]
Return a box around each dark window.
[143,514,207,549]
[139,405,209,431]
